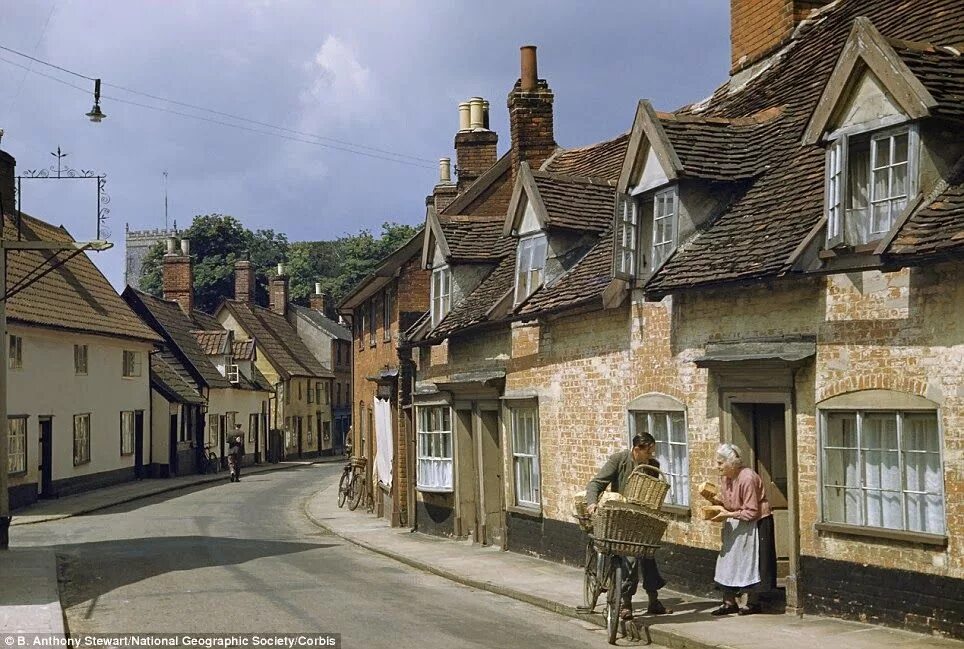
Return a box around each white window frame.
[8,416,27,475]
[120,411,135,456]
[651,186,678,270]
[431,265,452,327]
[819,408,944,535]
[614,194,638,278]
[122,350,142,377]
[826,124,918,247]
[74,344,88,375]
[630,410,689,507]
[73,414,91,465]
[8,335,22,370]
[514,233,548,304]
[416,405,453,492]
[227,364,240,384]
[510,407,541,508]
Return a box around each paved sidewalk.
[305,482,962,649]
[3,457,340,638]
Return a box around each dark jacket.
[586,449,660,506]
[228,437,244,457]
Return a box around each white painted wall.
[837,71,903,131]
[631,145,670,195]
[7,326,153,490]
[519,198,541,235]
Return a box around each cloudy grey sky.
[0,1,730,290]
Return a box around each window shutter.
[613,194,626,277]
[826,137,846,248]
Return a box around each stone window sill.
[660,503,691,518]
[506,505,542,519]
[815,522,947,546]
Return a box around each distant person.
[228,425,245,482]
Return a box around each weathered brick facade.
[729,0,830,73]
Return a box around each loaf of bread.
[698,481,719,502]
[701,505,725,521]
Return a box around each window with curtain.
[632,411,688,506]
[416,406,453,491]
[510,408,540,507]
[614,195,638,277]
[821,410,944,534]
[651,186,678,269]
[8,416,26,475]
[120,411,135,455]
[827,125,916,247]
[73,414,91,465]
[431,266,452,327]
[514,234,548,304]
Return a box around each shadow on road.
[54,535,336,607]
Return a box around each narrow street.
[13,464,609,648]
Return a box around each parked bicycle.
[202,443,221,474]
[337,454,369,511]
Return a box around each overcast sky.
[0,1,730,290]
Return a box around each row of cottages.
[122,240,272,475]
[1,149,161,509]
[348,0,964,637]
[216,261,338,458]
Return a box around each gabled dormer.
[802,18,964,254]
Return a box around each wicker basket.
[592,501,668,557]
[349,456,368,469]
[624,464,670,510]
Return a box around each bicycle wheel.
[606,559,622,645]
[583,542,602,611]
[337,468,350,508]
[348,471,364,511]
[208,452,220,474]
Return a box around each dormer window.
[616,197,638,276]
[514,233,547,304]
[431,265,451,327]
[652,186,678,269]
[827,124,918,248]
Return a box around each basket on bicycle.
[624,464,670,510]
[349,456,368,469]
[592,500,668,557]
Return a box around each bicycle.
[336,457,353,508]
[337,455,370,511]
[202,444,221,474]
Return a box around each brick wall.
[455,130,498,193]
[269,275,289,316]
[0,150,15,216]
[234,261,255,303]
[730,0,829,74]
[453,166,514,218]
[162,253,193,314]
[508,79,555,184]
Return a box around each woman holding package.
[709,442,776,616]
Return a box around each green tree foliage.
[139,215,419,315]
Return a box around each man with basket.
[586,433,668,618]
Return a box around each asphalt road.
[14,464,613,648]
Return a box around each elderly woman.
[709,443,776,616]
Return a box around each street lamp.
[85,79,106,123]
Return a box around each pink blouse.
[721,467,772,522]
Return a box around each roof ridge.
[530,168,618,187]
[887,36,962,56]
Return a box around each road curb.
[302,488,747,649]
[13,458,340,527]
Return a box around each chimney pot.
[482,100,490,129]
[439,157,452,183]
[166,237,177,255]
[180,238,190,256]
[469,97,485,130]
[458,102,471,132]
[276,262,286,276]
[314,282,322,295]
[520,45,538,91]
[0,149,15,217]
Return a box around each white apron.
[714,518,760,588]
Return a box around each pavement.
[303,481,964,649]
[0,458,335,637]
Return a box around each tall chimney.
[454,97,498,193]
[730,0,830,74]
[508,45,555,186]
[163,237,194,314]
[433,157,458,212]
[234,259,255,304]
[309,283,329,314]
[0,148,15,218]
[269,262,289,317]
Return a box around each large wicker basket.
[592,501,668,557]
[350,456,368,469]
[624,464,670,510]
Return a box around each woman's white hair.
[716,442,744,467]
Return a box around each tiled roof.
[124,288,233,389]
[430,256,516,339]
[647,0,964,293]
[5,213,160,342]
[151,354,203,404]
[891,39,964,124]
[531,171,615,233]
[440,216,513,261]
[887,157,964,259]
[658,112,778,181]
[222,301,331,379]
[193,330,230,355]
[544,133,629,180]
[191,309,223,331]
[519,230,614,315]
[232,339,255,361]
[290,305,352,341]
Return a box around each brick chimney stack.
[269,263,289,317]
[234,259,255,304]
[0,148,15,218]
[163,237,194,314]
[433,157,458,212]
[507,45,555,186]
[309,282,330,315]
[454,97,498,193]
[730,0,830,74]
